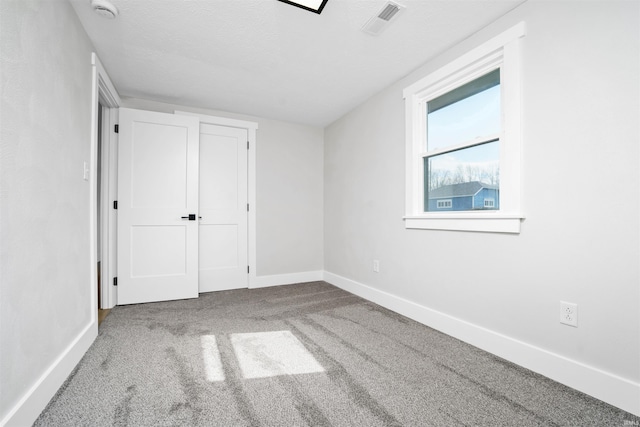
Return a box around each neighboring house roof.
[428,181,498,199]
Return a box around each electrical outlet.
[373,260,380,273]
[560,301,578,327]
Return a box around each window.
[403,22,525,233]
[425,69,500,212]
[437,199,452,209]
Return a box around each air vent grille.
[361,1,405,36]
[378,4,400,21]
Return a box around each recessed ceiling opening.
[277,0,329,14]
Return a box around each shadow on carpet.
[35,282,639,426]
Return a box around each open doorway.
[90,52,120,329]
[96,103,109,325]
[97,103,103,317]
[96,97,118,317]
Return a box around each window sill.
[403,213,524,234]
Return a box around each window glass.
[427,70,501,151]
[437,200,452,209]
[424,141,500,212]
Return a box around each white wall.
[1,0,636,423]
[0,0,97,424]
[120,98,325,279]
[324,0,639,414]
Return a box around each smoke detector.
[362,1,405,36]
[91,0,118,19]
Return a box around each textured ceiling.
[69,0,525,127]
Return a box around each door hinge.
[113,277,118,286]
[114,124,119,133]
[247,140,249,150]
[113,200,118,210]
[247,266,250,274]
[247,203,249,212]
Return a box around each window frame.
[403,22,526,234]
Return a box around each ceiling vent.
[361,1,405,36]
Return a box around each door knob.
[181,214,197,221]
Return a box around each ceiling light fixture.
[91,0,118,19]
[277,0,329,14]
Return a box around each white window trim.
[403,22,526,234]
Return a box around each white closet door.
[199,124,248,292]
[117,108,200,304]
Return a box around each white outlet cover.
[560,301,578,327]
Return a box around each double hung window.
[403,23,525,233]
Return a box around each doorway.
[116,109,256,304]
[96,101,114,324]
[97,102,103,318]
[90,52,120,325]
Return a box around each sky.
[426,84,501,175]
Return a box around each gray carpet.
[35,281,638,426]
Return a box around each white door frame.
[91,53,120,311]
[174,111,258,288]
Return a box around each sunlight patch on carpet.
[230,331,324,379]
[200,335,225,382]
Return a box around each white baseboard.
[323,271,640,417]
[1,321,98,427]
[4,274,637,425]
[250,270,324,289]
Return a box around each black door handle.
[181,214,197,221]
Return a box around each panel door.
[117,108,200,304]
[199,124,248,292]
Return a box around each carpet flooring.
[35,281,638,426]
